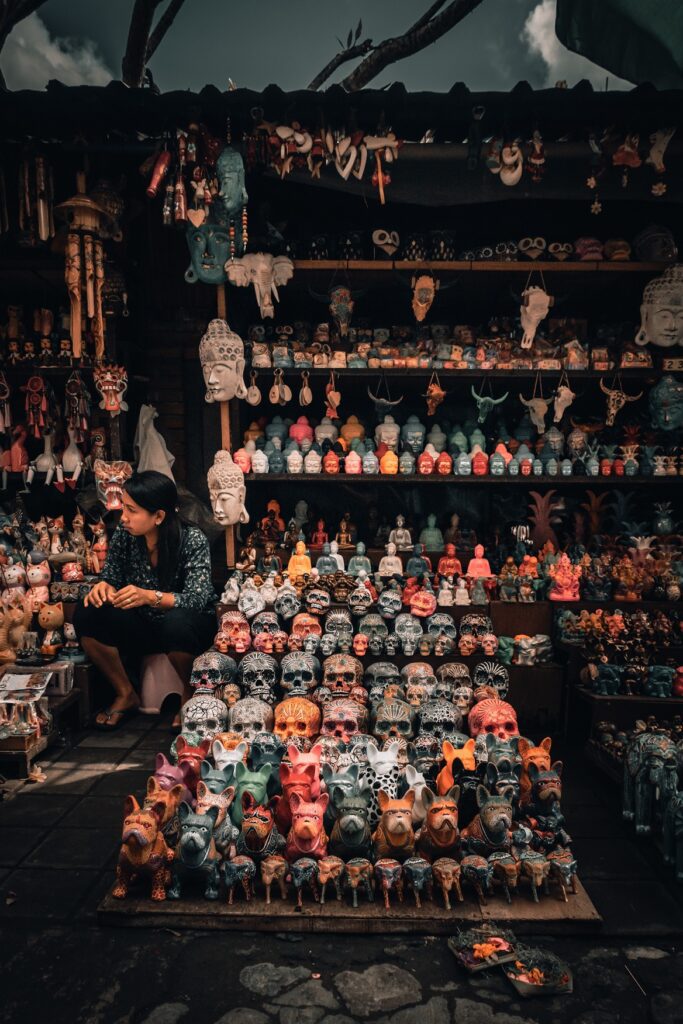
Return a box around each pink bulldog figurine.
[285,792,329,862]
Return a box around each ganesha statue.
[199,319,247,403]
[548,553,582,601]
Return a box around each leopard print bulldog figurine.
[113,795,174,902]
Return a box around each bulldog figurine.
[174,737,212,795]
[329,786,373,861]
[153,753,194,806]
[167,803,221,901]
[416,786,460,862]
[285,792,329,861]
[113,795,173,901]
[143,776,185,849]
[236,792,286,861]
[373,790,416,863]
[460,786,513,857]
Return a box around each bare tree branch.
[308,38,374,91]
[122,0,162,88]
[0,0,48,89]
[407,0,449,34]
[146,0,186,61]
[341,0,485,92]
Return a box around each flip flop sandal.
[94,706,139,731]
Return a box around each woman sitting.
[74,470,216,729]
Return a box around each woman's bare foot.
[95,691,140,727]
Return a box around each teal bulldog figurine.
[167,803,221,901]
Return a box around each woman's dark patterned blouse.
[101,525,216,614]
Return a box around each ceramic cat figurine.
[26,559,51,612]
[0,596,32,663]
[38,601,64,658]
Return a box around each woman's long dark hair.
[123,471,184,591]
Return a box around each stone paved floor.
[2,715,683,1024]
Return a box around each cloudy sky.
[3,0,632,93]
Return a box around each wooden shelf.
[245,474,674,486]
[293,259,671,274]
[576,686,683,707]
[249,367,665,380]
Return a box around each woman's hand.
[84,581,117,608]
[111,585,153,610]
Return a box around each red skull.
[468,698,519,741]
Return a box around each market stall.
[0,81,680,926]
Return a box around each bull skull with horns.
[309,284,364,337]
[471,386,508,424]
[599,378,643,426]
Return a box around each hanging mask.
[93,365,129,417]
[225,253,294,319]
[411,274,438,322]
[553,379,576,422]
[93,459,133,511]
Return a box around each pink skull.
[320,698,367,742]
[458,634,478,657]
[468,698,519,740]
[353,633,369,656]
[481,633,499,656]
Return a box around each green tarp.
[556,0,683,89]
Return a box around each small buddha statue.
[236,539,257,573]
[466,543,492,578]
[378,541,403,578]
[284,519,301,551]
[310,518,328,548]
[389,514,413,552]
[406,543,431,577]
[418,513,445,553]
[437,543,462,577]
[443,512,462,546]
[335,518,354,549]
[315,543,338,576]
[329,540,345,571]
[287,540,312,578]
[348,541,372,577]
[437,576,454,606]
[470,577,488,605]
[257,542,282,574]
[258,508,282,544]
[454,578,471,605]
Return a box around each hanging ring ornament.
[246,370,262,406]
[299,370,313,407]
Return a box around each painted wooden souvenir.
[113,795,173,901]
[167,803,220,900]
[226,253,294,318]
[344,857,375,907]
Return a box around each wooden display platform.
[98,879,601,935]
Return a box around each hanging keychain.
[246,370,262,406]
[299,370,312,407]
[269,368,291,406]
[0,372,11,433]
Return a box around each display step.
[293,259,670,274]
[98,877,601,935]
[244,473,679,486]
[576,686,683,707]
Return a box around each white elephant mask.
[198,319,247,403]
[225,253,294,319]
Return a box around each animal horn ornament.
[520,374,550,434]
[367,379,403,417]
[471,385,508,424]
[553,372,576,423]
[600,376,643,426]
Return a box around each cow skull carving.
[553,384,576,422]
[600,378,643,426]
[471,386,508,424]
[520,286,553,348]
[519,394,550,433]
[225,253,294,319]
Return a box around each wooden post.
[216,283,235,568]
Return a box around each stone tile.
[22,768,101,797]
[74,870,114,921]
[0,866,99,920]
[0,827,46,867]
[76,731,143,749]
[24,827,119,869]
[59,795,124,830]
[0,794,77,827]
[572,837,652,881]
[587,880,683,936]
[114,752,157,772]
[132,732,170,751]
[52,746,128,769]
[88,769,151,796]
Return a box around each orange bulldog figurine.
[113,795,174,901]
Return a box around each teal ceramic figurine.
[348,542,372,577]
[419,514,444,552]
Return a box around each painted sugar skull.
[468,698,519,741]
[418,699,464,742]
[348,584,373,615]
[401,662,437,696]
[394,613,424,651]
[238,652,279,703]
[365,662,401,700]
[372,699,416,742]
[305,587,332,614]
[437,661,471,687]
[274,697,321,744]
[473,661,510,700]
[325,608,354,638]
[460,613,493,638]
[426,613,458,642]
[480,633,499,657]
[219,610,251,652]
[274,584,301,620]
[353,633,369,657]
[290,613,323,644]
[280,652,321,697]
[251,611,282,638]
[229,697,274,742]
[180,693,228,745]
[377,587,402,620]
[453,685,474,716]
[358,613,388,641]
[323,654,363,696]
[409,734,441,773]
[404,679,434,708]
[321,698,368,742]
[190,651,236,692]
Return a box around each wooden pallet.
[98,878,601,935]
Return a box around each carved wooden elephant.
[663,789,683,882]
[623,733,679,835]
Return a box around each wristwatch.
[153,590,163,608]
